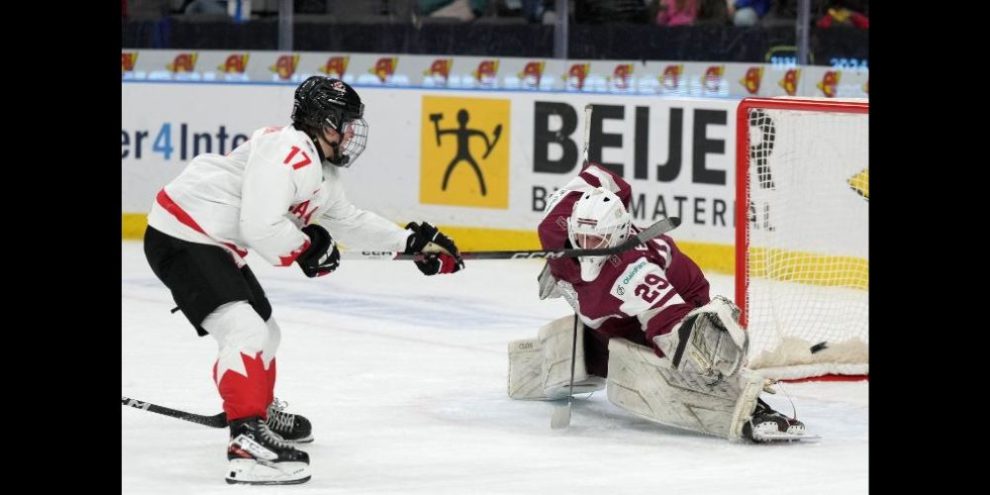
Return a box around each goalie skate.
[742,399,820,443]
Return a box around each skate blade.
[752,431,821,443]
[225,459,311,485]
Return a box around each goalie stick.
[122,396,226,428]
[552,103,596,430]
[341,217,681,261]
[551,315,582,430]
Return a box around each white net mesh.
[738,98,868,380]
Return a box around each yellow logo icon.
[420,96,510,208]
[847,168,869,201]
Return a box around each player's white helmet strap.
[568,187,632,282]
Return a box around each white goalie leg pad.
[652,296,749,382]
[507,338,546,399]
[507,315,605,400]
[606,337,768,441]
[539,315,606,399]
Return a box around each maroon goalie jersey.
[538,164,711,355]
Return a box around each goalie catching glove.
[404,222,465,276]
[296,224,340,278]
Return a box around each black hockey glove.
[404,222,465,276]
[296,224,340,278]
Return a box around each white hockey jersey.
[147,125,410,267]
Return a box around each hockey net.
[735,97,868,381]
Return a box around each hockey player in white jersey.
[143,76,465,485]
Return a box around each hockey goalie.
[507,164,810,442]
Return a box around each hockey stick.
[340,217,680,261]
[551,315,582,430]
[122,396,226,428]
[551,103,595,430]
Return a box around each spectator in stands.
[522,0,558,24]
[816,0,868,29]
[728,0,771,26]
[690,0,730,25]
[654,0,699,26]
[419,0,489,21]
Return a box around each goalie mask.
[292,76,369,167]
[568,187,632,282]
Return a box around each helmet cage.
[292,76,368,167]
[567,188,632,281]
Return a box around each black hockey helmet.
[291,76,368,167]
[292,76,364,131]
